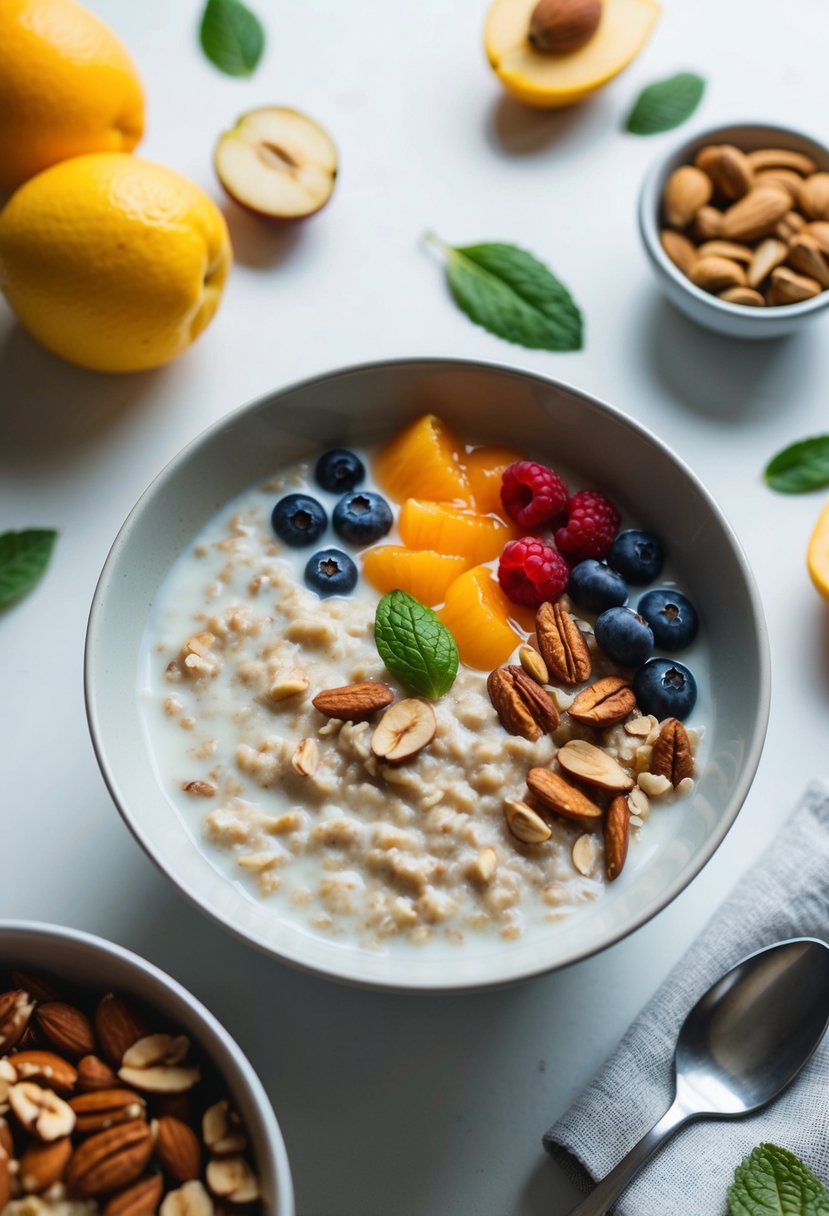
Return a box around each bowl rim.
[85,355,771,992]
[638,119,829,324]
[0,918,295,1216]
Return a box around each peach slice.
[439,566,535,670]
[464,445,524,515]
[362,546,473,607]
[374,414,471,504]
[399,499,517,565]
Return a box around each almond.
[205,1156,260,1204]
[0,1150,10,1211]
[663,165,713,230]
[690,255,747,293]
[487,665,559,741]
[0,989,35,1051]
[536,600,591,686]
[77,1055,120,1093]
[753,167,804,200]
[694,144,753,200]
[557,739,635,792]
[10,970,60,1002]
[806,221,829,254]
[571,833,598,876]
[775,210,806,242]
[604,794,630,881]
[527,0,601,54]
[747,237,788,288]
[798,172,829,220]
[18,1135,73,1193]
[69,1087,147,1133]
[503,798,552,845]
[65,1119,154,1197]
[695,239,754,264]
[371,698,436,762]
[311,680,394,720]
[104,1174,165,1216]
[690,205,723,242]
[518,644,549,686]
[9,1081,76,1140]
[768,265,822,304]
[154,1115,202,1183]
[0,1114,13,1156]
[719,286,765,307]
[35,1002,96,1059]
[746,147,816,176]
[787,233,829,289]
[10,1050,78,1093]
[291,736,319,777]
[719,185,791,241]
[660,229,697,277]
[650,718,694,786]
[95,994,154,1068]
[160,1180,214,1216]
[526,767,602,821]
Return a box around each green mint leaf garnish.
[0,529,57,607]
[728,1144,829,1216]
[625,72,706,135]
[375,589,459,700]
[199,0,264,77]
[424,233,583,352]
[765,436,829,493]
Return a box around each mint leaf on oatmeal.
[375,589,459,699]
[728,1144,829,1216]
[0,529,57,607]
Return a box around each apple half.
[215,106,337,220]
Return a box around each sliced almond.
[691,255,747,293]
[695,240,753,264]
[663,165,712,229]
[624,714,656,738]
[557,740,634,792]
[468,847,498,883]
[747,237,788,288]
[268,676,309,702]
[768,265,822,304]
[503,799,552,845]
[719,286,765,307]
[371,699,435,763]
[746,147,816,176]
[694,144,753,200]
[660,229,697,277]
[787,234,829,289]
[312,681,394,720]
[526,768,602,821]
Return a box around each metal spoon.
[566,937,829,1216]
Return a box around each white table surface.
[2,1,828,1212]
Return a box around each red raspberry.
[498,536,569,609]
[554,490,620,560]
[500,461,569,529]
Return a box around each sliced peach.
[439,566,535,670]
[374,413,471,504]
[484,0,660,109]
[362,546,473,606]
[464,445,524,515]
[399,499,517,565]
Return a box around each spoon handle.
[563,1100,690,1216]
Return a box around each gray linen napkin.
[544,779,829,1214]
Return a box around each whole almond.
[604,794,630,881]
[694,144,753,200]
[0,1115,13,1156]
[95,994,153,1068]
[154,1115,202,1183]
[690,206,723,242]
[527,0,601,53]
[768,265,822,304]
[753,167,803,200]
[787,234,829,289]
[719,287,765,307]
[69,1087,147,1133]
[650,718,694,786]
[371,698,436,762]
[746,147,816,176]
[568,676,636,727]
[77,1055,119,1093]
[557,739,634,792]
[104,1174,165,1216]
[0,1152,10,1211]
[10,970,61,1002]
[719,185,791,242]
[775,210,806,242]
[35,1002,96,1059]
[18,1135,73,1193]
[65,1119,154,1197]
[536,601,591,686]
[798,173,829,220]
[10,1050,78,1093]
[0,989,35,1051]
[690,255,747,293]
[663,165,712,229]
[806,221,829,254]
[747,237,788,289]
[695,240,753,264]
[526,768,602,821]
[660,230,697,277]
[312,681,394,720]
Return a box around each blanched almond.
[690,206,723,242]
[696,240,753,264]
[663,165,712,229]
[806,221,829,254]
[754,167,803,200]
[775,210,806,242]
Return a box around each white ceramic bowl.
[0,920,294,1215]
[86,358,770,991]
[638,121,829,339]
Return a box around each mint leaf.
[0,529,57,606]
[625,72,705,135]
[375,590,459,699]
[199,0,264,77]
[425,233,583,352]
[728,1144,829,1216]
[765,436,829,493]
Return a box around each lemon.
[807,498,829,602]
[0,0,144,195]
[0,154,232,373]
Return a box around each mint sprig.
[199,0,264,77]
[765,436,829,493]
[625,72,705,135]
[375,590,459,700]
[728,1145,829,1216]
[0,529,57,606]
[425,233,583,352]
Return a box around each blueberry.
[608,530,664,584]
[333,491,393,545]
[633,658,697,721]
[271,493,327,547]
[638,588,699,651]
[568,560,629,614]
[304,548,358,597]
[315,448,365,493]
[594,606,654,668]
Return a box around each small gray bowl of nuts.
[0,921,294,1216]
[638,121,829,338]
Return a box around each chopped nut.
[503,799,552,845]
[160,1180,214,1216]
[637,772,673,798]
[9,1083,76,1141]
[182,781,216,798]
[291,737,319,777]
[268,677,309,702]
[468,848,498,883]
[371,699,436,763]
[202,1101,246,1157]
[571,834,598,877]
[205,1156,259,1204]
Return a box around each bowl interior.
[86,359,770,990]
[0,921,294,1215]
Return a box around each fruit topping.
[498,536,569,609]
[500,460,569,529]
[374,413,470,504]
[399,498,514,564]
[465,446,525,514]
[271,493,327,546]
[315,448,365,493]
[362,547,472,607]
[594,606,654,667]
[440,566,534,670]
[554,489,620,560]
[304,548,358,596]
[633,658,698,721]
[568,559,629,613]
[608,529,664,583]
[637,588,699,650]
[333,491,393,545]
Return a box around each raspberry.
[555,490,620,561]
[498,536,569,609]
[500,461,569,530]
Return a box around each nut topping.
[487,664,559,741]
[536,601,591,686]
[68,1087,146,1133]
[202,1101,246,1157]
[291,736,319,777]
[312,680,394,720]
[503,799,552,845]
[568,676,636,727]
[104,1173,166,1216]
[119,1035,200,1095]
[649,717,694,786]
[35,1002,96,1059]
[9,1082,76,1141]
[518,644,549,686]
[0,989,35,1051]
[572,833,598,876]
[371,698,436,762]
[65,1119,153,1196]
[604,794,630,881]
[205,1155,260,1203]
[18,1134,73,1193]
[160,1180,215,1216]
[526,768,602,821]
[556,739,635,792]
[154,1115,202,1183]
[9,1050,78,1093]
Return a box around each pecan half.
[604,794,630,881]
[568,676,636,727]
[536,602,591,685]
[526,768,602,821]
[649,718,694,786]
[487,665,559,741]
[311,680,394,720]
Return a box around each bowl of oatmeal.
[0,920,294,1215]
[85,358,769,991]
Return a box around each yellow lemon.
[0,0,144,195]
[807,498,829,602]
[0,154,232,373]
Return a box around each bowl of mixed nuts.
[638,121,829,338]
[0,921,294,1216]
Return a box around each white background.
[2,1,829,1212]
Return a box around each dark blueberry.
[333,491,393,545]
[315,448,365,493]
[633,658,697,721]
[568,560,629,614]
[608,530,664,584]
[637,588,699,651]
[594,606,654,668]
[271,493,327,547]
[304,548,358,597]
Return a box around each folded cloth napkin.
[544,779,829,1215]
